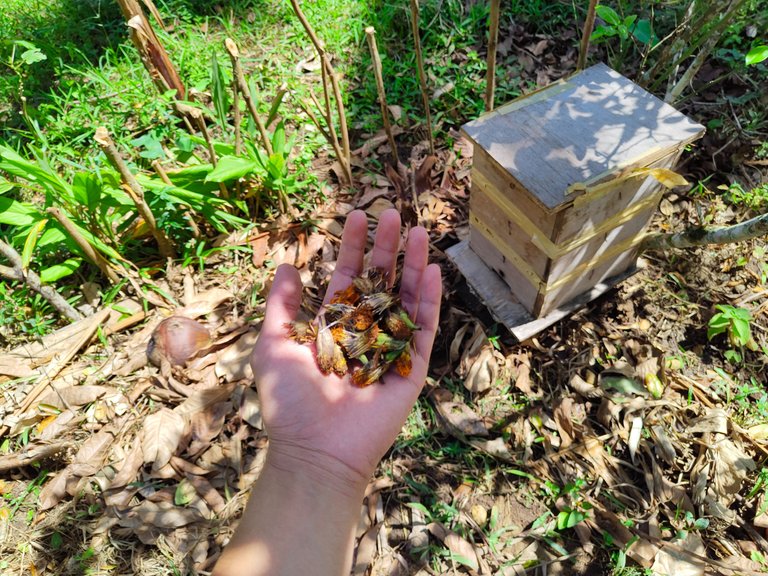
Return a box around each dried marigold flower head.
[385,311,415,340]
[341,323,380,359]
[351,353,389,388]
[362,291,399,315]
[330,284,361,306]
[393,348,412,377]
[315,317,337,375]
[349,303,374,331]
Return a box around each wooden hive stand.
[447,63,705,341]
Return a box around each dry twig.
[365,27,400,166]
[577,0,599,71]
[410,0,435,154]
[94,127,176,259]
[485,0,501,112]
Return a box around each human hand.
[250,208,442,493]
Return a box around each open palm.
[250,209,442,488]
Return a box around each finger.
[324,210,368,304]
[261,264,303,337]
[411,264,442,365]
[399,226,429,319]
[368,209,401,282]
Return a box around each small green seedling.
[707,304,758,362]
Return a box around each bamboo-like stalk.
[289,0,352,185]
[641,212,768,252]
[47,207,121,283]
[152,160,201,238]
[224,38,274,157]
[94,127,176,259]
[577,0,599,71]
[485,0,501,112]
[410,0,435,155]
[365,27,400,166]
[116,0,186,99]
[0,240,82,321]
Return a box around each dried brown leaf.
[118,499,204,530]
[175,383,236,416]
[239,386,263,429]
[434,400,488,438]
[650,532,706,576]
[427,522,479,571]
[214,330,258,382]
[37,385,112,410]
[177,288,233,318]
[142,407,187,471]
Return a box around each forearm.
[213,454,366,576]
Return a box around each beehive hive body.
[462,63,704,317]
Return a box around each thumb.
[261,264,303,337]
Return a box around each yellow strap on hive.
[472,169,659,258]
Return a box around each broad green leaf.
[0,197,39,226]
[21,218,48,270]
[37,227,67,249]
[72,172,102,209]
[732,318,752,346]
[20,48,47,66]
[205,156,260,182]
[595,5,621,26]
[746,45,768,66]
[40,258,81,283]
[590,26,618,41]
[271,122,286,156]
[631,20,653,45]
[132,132,165,160]
[0,179,14,195]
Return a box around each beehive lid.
[462,63,705,210]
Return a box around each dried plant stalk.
[485,0,501,112]
[410,0,435,155]
[289,0,352,185]
[116,0,186,99]
[224,38,274,157]
[0,240,82,321]
[365,27,400,166]
[94,127,176,259]
[47,207,120,283]
[577,0,599,71]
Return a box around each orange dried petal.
[393,348,412,377]
[331,284,360,306]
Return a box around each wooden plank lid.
[462,63,705,210]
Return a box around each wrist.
[265,439,370,501]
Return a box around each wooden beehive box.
[455,63,704,332]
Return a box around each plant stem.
[410,0,435,155]
[577,0,598,71]
[289,0,352,185]
[0,240,82,321]
[641,212,768,251]
[46,207,121,283]
[663,0,746,103]
[224,38,274,157]
[485,0,501,111]
[94,127,176,259]
[116,0,186,99]
[365,27,400,166]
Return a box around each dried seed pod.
[340,324,380,358]
[315,317,337,375]
[393,348,412,377]
[147,316,211,367]
[285,320,317,343]
[351,350,389,388]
